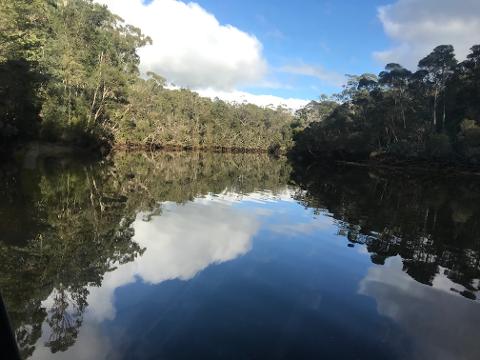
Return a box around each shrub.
[464,128,480,147]
[426,133,452,159]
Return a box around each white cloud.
[196,88,309,110]
[280,64,345,87]
[375,0,480,69]
[96,0,266,90]
[95,0,310,108]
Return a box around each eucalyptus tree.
[418,45,458,131]
[39,0,151,145]
[378,63,412,129]
[291,43,480,164]
[0,0,48,147]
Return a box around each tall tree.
[379,63,412,129]
[418,45,458,130]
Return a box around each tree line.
[292,44,480,165]
[3,1,480,167]
[0,0,293,154]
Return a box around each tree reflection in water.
[0,151,291,357]
[1,152,480,358]
[292,162,480,301]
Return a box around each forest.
[2,0,480,167]
[0,0,293,154]
[292,45,480,165]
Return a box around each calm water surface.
[0,151,479,359]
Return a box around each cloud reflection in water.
[359,256,480,360]
[33,196,265,359]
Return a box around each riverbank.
[9,141,104,168]
[10,141,480,177]
[296,157,480,178]
[339,159,480,176]
[112,143,283,155]
[8,141,283,164]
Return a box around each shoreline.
[8,141,281,161]
[111,143,275,154]
[336,159,480,177]
[9,141,480,176]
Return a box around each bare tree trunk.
[89,51,104,126]
[442,90,446,131]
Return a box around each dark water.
[0,151,479,360]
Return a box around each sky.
[96,0,480,109]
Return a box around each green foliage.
[457,119,480,162]
[114,75,294,151]
[0,60,42,145]
[426,133,452,158]
[292,44,480,165]
[292,97,338,131]
[0,0,294,153]
[37,0,150,147]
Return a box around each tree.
[418,45,458,130]
[291,44,480,164]
[0,0,49,148]
[379,63,412,129]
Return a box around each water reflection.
[360,257,480,360]
[292,162,480,302]
[31,199,265,360]
[0,152,290,358]
[86,200,259,323]
[0,157,143,358]
[0,152,479,359]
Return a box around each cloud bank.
[375,0,480,69]
[196,88,309,110]
[96,0,266,90]
[95,0,310,108]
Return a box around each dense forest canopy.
[0,0,294,153]
[2,0,480,166]
[292,44,480,165]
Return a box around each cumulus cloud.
[96,0,266,90]
[95,0,310,107]
[280,64,345,87]
[196,88,309,110]
[374,0,480,69]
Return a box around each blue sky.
[196,0,391,99]
[100,0,480,108]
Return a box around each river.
[0,151,479,359]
